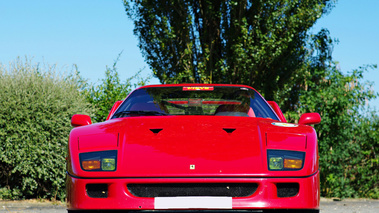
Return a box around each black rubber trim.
[66,170,319,180]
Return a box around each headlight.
[80,150,117,171]
[267,150,305,171]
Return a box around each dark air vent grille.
[127,183,258,197]
[276,183,299,198]
[86,184,108,198]
[223,128,236,133]
[150,128,163,134]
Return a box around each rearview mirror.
[298,113,321,125]
[71,114,92,127]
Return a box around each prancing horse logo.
[190,165,195,170]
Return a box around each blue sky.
[1,0,378,113]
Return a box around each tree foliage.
[0,58,94,200]
[85,53,150,123]
[124,0,335,100]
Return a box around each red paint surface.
[266,132,306,150]
[78,133,118,151]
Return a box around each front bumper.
[66,171,319,211]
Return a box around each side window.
[250,92,279,120]
[112,90,154,117]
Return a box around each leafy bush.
[0,58,94,200]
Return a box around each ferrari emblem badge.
[190,165,195,170]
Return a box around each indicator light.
[82,160,101,170]
[284,159,303,169]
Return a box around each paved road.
[1,198,378,213]
[319,198,379,213]
[0,200,64,213]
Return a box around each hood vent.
[150,128,163,134]
[223,128,236,133]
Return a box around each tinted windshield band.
[112,86,278,120]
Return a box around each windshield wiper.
[113,110,167,118]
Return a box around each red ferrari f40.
[67,84,321,212]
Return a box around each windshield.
[112,86,279,120]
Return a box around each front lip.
[66,170,320,210]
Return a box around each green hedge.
[0,58,94,200]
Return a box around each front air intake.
[86,184,108,198]
[276,183,299,198]
[127,183,258,197]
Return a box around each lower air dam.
[154,196,233,209]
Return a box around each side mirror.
[71,114,92,127]
[298,113,321,125]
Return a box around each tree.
[86,53,150,123]
[124,0,335,100]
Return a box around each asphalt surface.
[0,198,378,213]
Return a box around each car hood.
[69,116,318,178]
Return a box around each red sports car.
[66,84,321,212]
